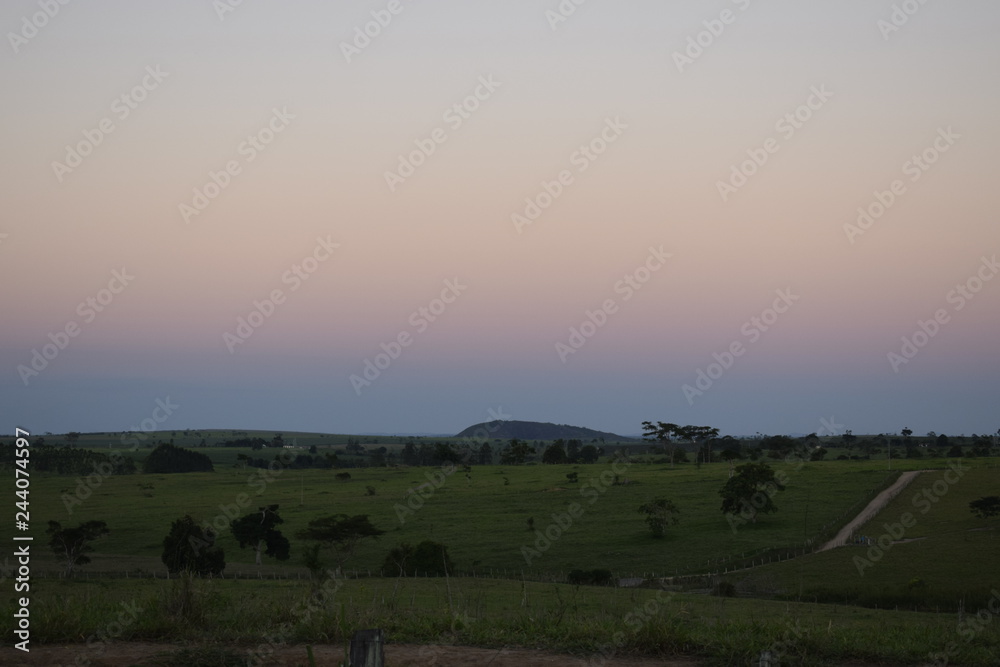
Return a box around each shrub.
[712,580,737,597]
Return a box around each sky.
[1,0,999,439]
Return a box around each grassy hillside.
[723,463,1000,610]
[8,453,964,579]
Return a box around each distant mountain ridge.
[454,420,636,442]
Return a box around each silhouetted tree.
[298,514,384,572]
[542,442,567,464]
[719,462,785,524]
[230,504,290,567]
[47,520,109,577]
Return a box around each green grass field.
[11,453,945,578]
[725,464,1000,610]
[4,440,999,665]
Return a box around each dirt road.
[818,470,924,551]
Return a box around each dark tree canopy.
[230,504,290,566]
[47,520,110,577]
[1,444,135,475]
[143,443,214,474]
[969,496,1000,520]
[642,421,719,465]
[297,514,385,570]
[162,514,225,575]
[499,439,533,465]
[719,462,786,524]
[577,444,600,464]
[542,442,567,464]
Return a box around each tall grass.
[7,576,1000,666]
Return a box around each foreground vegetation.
[5,575,1000,665]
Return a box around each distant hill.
[454,420,636,442]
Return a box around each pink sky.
[2,0,999,437]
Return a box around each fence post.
[349,628,385,667]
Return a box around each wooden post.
[349,628,384,667]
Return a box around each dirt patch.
[0,642,704,666]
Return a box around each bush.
[712,580,737,597]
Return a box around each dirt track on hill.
[818,470,924,551]
[0,642,704,666]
